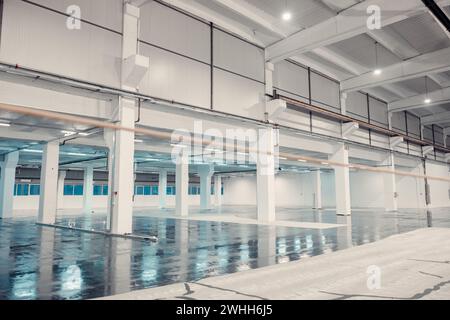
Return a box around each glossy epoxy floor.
[1,206,449,300]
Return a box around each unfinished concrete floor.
[101,227,450,300]
[1,206,449,299]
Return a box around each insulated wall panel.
[311,115,341,137]
[391,111,407,134]
[369,97,388,128]
[0,0,121,87]
[213,29,264,82]
[346,91,368,121]
[348,128,370,145]
[370,132,390,149]
[434,126,444,146]
[140,1,211,64]
[27,0,123,32]
[310,72,340,112]
[213,68,264,117]
[406,113,421,138]
[139,43,211,109]
[423,125,434,143]
[273,60,309,102]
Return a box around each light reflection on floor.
[0,206,449,300]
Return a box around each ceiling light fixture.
[373,42,382,76]
[134,139,143,143]
[424,77,431,104]
[282,0,292,21]
[0,122,11,127]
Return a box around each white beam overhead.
[389,87,450,112]
[421,111,450,125]
[265,0,428,62]
[163,0,265,47]
[213,0,287,38]
[341,47,450,92]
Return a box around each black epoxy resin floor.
[1,207,449,300]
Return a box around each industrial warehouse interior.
[1,0,450,304]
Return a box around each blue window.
[29,185,40,195]
[73,185,83,196]
[143,186,151,195]
[93,185,102,196]
[64,185,74,196]
[15,184,30,196]
[151,186,158,195]
[167,186,176,195]
[103,185,108,195]
[135,186,144,195]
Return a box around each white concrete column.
[382,152,398,211]
[214,175,222,207]
[340,92,348,115]
[38,141,60,224]
[198,164,213,210]
[329,144,351,215]
[0,151,19,219]
[313,170,322,209]
[83,166,94,214]
[56,170,66,209]
[175,150,189,216]
[106,98,135,235]
[265,62,274,96]
[257,127,276,223]
[158,169,167,209]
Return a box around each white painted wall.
[426,161,450,208]
[349,171,384,208]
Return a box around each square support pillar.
[175,150,189,217]
[0,151,19,219]
[214,175,222,207]
[257,127,276,223]
[38,142,60,224]
[198,164,213,210]
[382,153,398,211]
[56,170,67,209]
[83,166,94,214]
[105,97,135,235]
[313,170,322,209]
[158,169,167,209]
[340,93,348,115]
[329,144,351,215]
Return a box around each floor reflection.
[0,207,450,299]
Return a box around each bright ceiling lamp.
[0,122,11,127]
[424,77,431,104]
[373,42,382,76]
[282,0,292,21]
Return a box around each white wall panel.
[370,132,390,149]
[140,1,210,63]
[426,161,450,208]
[312,115,340,137]
[310,72,340,112]
[396,167,426,209]
[273,60,309,100]
[0,0,121,87]
[277,109,311,132]
[348,128,370,145]
[350,171,384,208]
[139,43,211,109]
[213,29,264,82]
[369,97,388,128]
[346,91,368,121]
[213,68,264,117]
[27,0,123,32]
[408,143,422,157]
